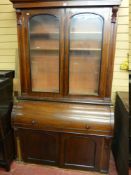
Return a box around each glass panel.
[29,15,59,92]
[69,13,103,95]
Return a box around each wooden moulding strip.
[12,1,121,9]
[16,136,22,161]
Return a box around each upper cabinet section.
[19,8,111,100]
[10,0,122,103]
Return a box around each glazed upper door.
[21,8,111,100]
[64,8,111,98]
[23,9,64,97]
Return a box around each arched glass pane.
[29,15,59,92]
[69,13,103,95]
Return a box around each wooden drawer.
[12,101,114,136]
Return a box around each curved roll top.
[12,101,114,136]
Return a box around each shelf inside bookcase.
[30,48,101,52]
[30,31,102,35]
[32,88,59,93]
[30,48,59,51]
[70,48,101,51]
[30,32,59,39]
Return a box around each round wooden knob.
[86,125,90,129]
[31,120,37,124]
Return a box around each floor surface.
[0,154,118,175]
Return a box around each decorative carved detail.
[16,11,22,25]
[111,6,119,23]
[17,17,22,25]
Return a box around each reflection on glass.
[29,15,59,92]
[69,13,103,95]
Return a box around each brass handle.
[31,120,37,124]
[86,125,90,129]
[26,13,30,16]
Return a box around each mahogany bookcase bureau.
[10,0,121,173]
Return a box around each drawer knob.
[31,120,37,124]
[86,125,90,129]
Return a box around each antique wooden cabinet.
[112,92,129,175]
[0,71,15,171]
[10,0,121,173]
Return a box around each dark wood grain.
[105,7,118,97]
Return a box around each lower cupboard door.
[61,134,102,171]
[17,129,60,165]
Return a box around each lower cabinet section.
[14,128,111,173]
